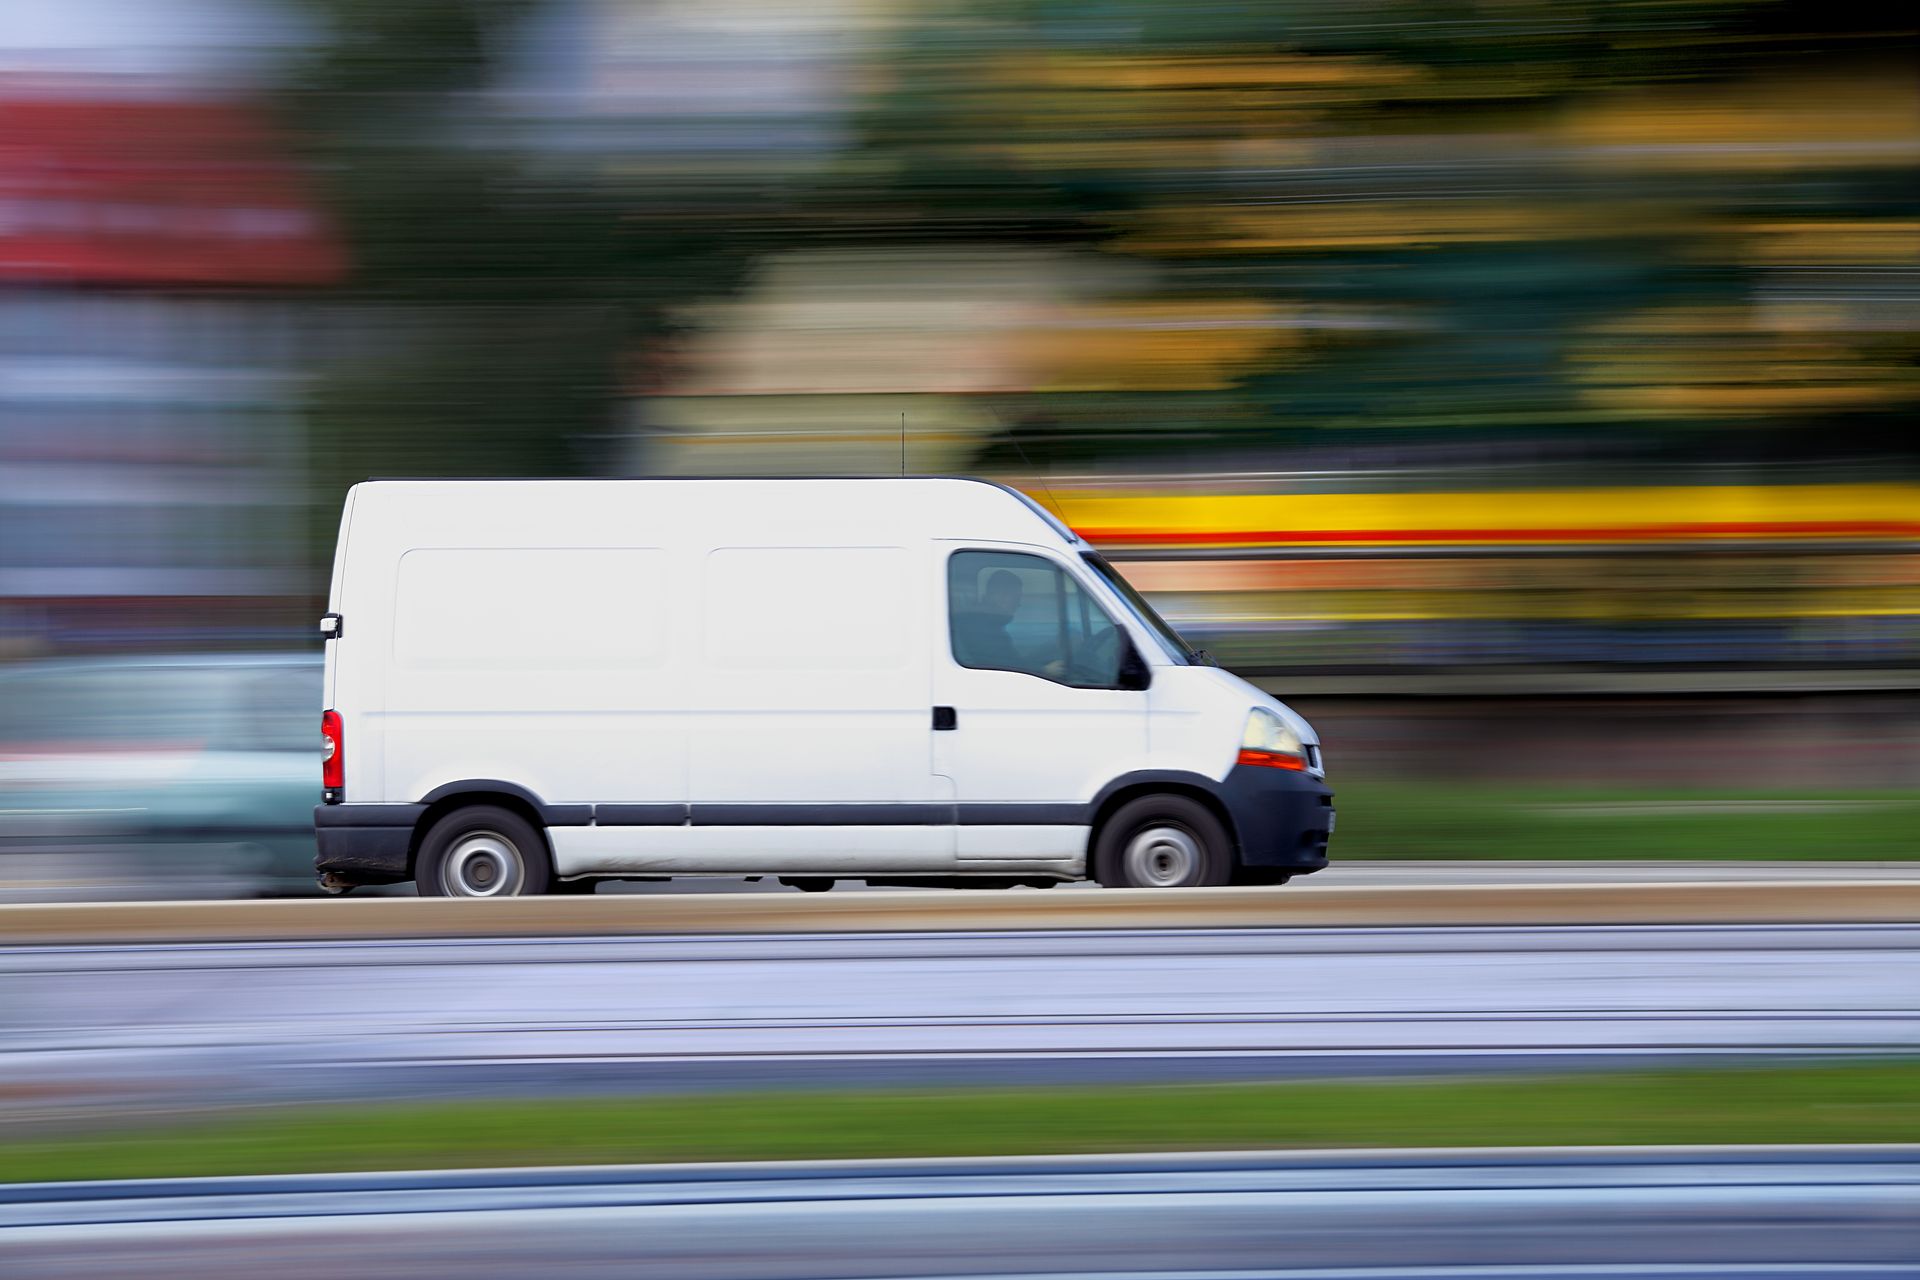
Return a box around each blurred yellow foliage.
[1560,74,1920,170]
[997,53,1425,92]
[1738,221,1920,264]
[1576,307,1919,417]
[1023,299,1295,392]
[982,139,1318,172]
[1120,202,1686,255]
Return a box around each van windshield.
[1081,553,1197,665]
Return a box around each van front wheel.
[1093,795,1231,889]
[416,806,553,898]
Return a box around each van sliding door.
[677,544,953,873]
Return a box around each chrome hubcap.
[441,831,524,897]
[1123,824,1200,887]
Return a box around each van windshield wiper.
[1081,552,1200,665]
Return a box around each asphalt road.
[6,924,1918,1112]
[3,1148,1915,1278]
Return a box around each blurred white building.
[491,0,892,170]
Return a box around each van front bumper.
[1219,765,1332,873]
[314,804,421,885]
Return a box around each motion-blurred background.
[2,0,1917,896]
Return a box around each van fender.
[1086,770,1238,857]
[416,779,593,828]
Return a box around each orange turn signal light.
[1237,747,1306,771]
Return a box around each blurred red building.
[0,91,343,655]
[0,97,340,286]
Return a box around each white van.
[314,478,1331,896]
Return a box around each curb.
[4,881,1919,944]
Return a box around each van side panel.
[689,545,926,803]
[382,544,686,806]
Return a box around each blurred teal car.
[0,653,327,899]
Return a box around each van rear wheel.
[1094,795,1231,889]
[416,806,552,898]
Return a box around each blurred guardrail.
[5,1148,1915,1278]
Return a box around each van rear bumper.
[314,805,421,885]
[1219,766,1332,873]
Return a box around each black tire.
[415,805,553,898]
[1093,795,1232,889]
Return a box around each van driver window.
[948,550,1125,688]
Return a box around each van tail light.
[321,710,344,794]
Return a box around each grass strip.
[1328,782,1920,860]
[8,1061,1919,1184]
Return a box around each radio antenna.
[1000,415,1067,527]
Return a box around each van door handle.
[932,706,957,730]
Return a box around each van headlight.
[1238,708,1307,771]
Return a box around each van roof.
[362,474,1003,485]
[345,475,1084,547]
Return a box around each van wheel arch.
[409,789,550,878]
[1086,775,1240,875]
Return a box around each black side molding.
[596,805,686,827]
[956,803,1088,826]
[691,804,952,827]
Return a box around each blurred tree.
[282,0,758,558]
[848,0,1920,474]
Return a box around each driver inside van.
[954,569,1073,680]
[954,569,1025,670]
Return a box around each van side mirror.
[1116,637,1152,691]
